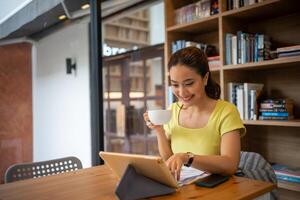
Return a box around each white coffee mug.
[148,109,172,125]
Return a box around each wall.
[0,42,33,183]
[34,18,91,167]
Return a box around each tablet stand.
[115,164,176,200]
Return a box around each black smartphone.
[195,174,229,188]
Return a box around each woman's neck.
[185,96,215,113]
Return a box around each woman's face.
[169,64,208,107]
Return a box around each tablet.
[99,151,178,188]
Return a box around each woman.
[143,46,245,179]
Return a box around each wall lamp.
[66,58,76,74]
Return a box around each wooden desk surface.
[0,165,275,200]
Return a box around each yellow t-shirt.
[163,99,246,155]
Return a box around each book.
[278,51,300,58]
[260,99,294,113]
[231,35,237,65]
[275,174,300,183]
[272,164,300,177]
[261,99,293,104]
[272,163,300,183]
[237,31,243,64]
[227,0,233,10]
[250,90,256,120]
[243,83,264,120]
[228,82,243,105]
[278,180,300,191]
[259,108,288,112]
[207,55,220,61]
[236,86,245,119]
[260,112,289,117]
[258,116,291,120]
[208,60,221,69]
[276,44,300,53]
[225,33,233,65]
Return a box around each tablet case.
[115,164,176,200]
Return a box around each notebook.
[99,151,209,188]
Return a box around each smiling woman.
[144,46,246,180]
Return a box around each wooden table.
[0,165,275,200]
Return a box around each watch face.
[185,152,194,167]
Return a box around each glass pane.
[105,101,126,153]
[129,61,144,97]
[145,99,161,156]
[146,57,164,109]
[102,2,165,155]
[109,64,122,98]
[128,100,145,154]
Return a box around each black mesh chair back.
[4,156,82,183]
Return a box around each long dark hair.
[168,46,220,99]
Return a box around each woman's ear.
[204,72,209,86]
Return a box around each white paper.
[178,166,211,186]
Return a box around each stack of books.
[208,56,220,69]
[272,164,300,184]
[259,99,294,120]
[276,45,300,58]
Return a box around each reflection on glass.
[146,57,163,96]
[129,61,145,93]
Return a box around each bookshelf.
[165,0,300,198]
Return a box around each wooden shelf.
[223,56,300,71]
[244,120,300,127]
[105,36,149,46]
[167,14,219,34]
[210,67,221,72]
[278,181,300,192]
[126,15,149,22]
[222,0,298,22]
[106,22,148,32]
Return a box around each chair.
[4,156,82,183]
[236,151,278,200]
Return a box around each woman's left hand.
[166,153,188,181]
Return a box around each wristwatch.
[184,152,194,167]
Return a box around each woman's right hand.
[143,112,163,131]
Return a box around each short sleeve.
[163,123,171,138]
[163,103,175,138]
[219,103,246,137]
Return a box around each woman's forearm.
[191,155,239,175]
[155,128,173,160]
